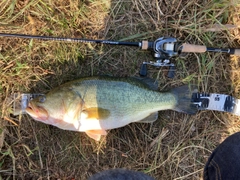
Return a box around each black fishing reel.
[139,37,179,78]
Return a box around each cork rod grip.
[181,43,207,53]
[234,49,240,56]
[141,41,149,50]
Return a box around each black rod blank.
[0,33,140,47]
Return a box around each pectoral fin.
[83,107,110,120]
[137,112,158,123]
[85,129,107,141]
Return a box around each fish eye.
[38,96,46,103]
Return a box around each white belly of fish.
[77,104,174,132]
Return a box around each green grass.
[0,0,240,179]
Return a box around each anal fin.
[137,112,158,123]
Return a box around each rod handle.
[141,41,154,50]
[180,43,207,53]
[141,41,149,50]
[231,49,240,56]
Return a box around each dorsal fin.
[131,76,159,91]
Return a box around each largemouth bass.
[25,76,197,141]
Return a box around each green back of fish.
[60,77,174,113]
[47,76,197,116]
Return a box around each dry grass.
[0,0,240,179]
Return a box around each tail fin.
[171,85,198,115]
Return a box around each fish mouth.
[25,102,37,117]
[25,102,48,120]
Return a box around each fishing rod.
[1,33,240,78]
